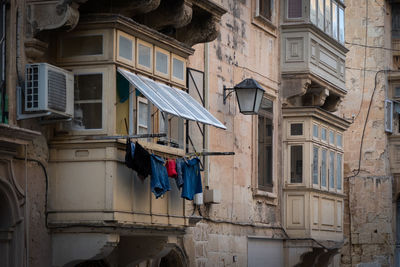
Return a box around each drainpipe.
[204,43,210,188]
[24,144,29,267]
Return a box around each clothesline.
[185,151,235,156]
[85,133,167,140]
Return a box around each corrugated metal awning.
[117,68,226,129]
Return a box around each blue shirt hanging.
[150,154,171,198]
[181,157,203,200]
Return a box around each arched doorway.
[159,249,185,267]
[0,178,23,267]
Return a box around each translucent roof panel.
[174,88,226,129]
[117,68,179,116]
[117,68,226,130]
[139,76,197,121]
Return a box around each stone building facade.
[4,0,398,266]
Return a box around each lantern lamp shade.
[234,79,265,115]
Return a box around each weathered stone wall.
[340,0,394,266]
[185,0,282,265]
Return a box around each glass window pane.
[173,58,184,80]
[74,74,103,101]
[258,116,273,190]
[395,86,400,97]
[288,0,302,18]
[329,151,335,189]
[321,149,327,187]
[62,35,103,57]
[138,43,151,68]
[291,123,303,135]
[325,0,331,35]
[119,35,133,61]
[73,103,102,129]
[339,7,345,43]
[329,131,335,144]
[156,51,168,75]
[332,2,338,39]
[310,0,317,24]
[260,97,273,113]
[313,124,319,138]
[313,146,319,185]
[260,0,272,19]
[138,101,148,127]
[337,134,342,147]
[337,154,342,190]
[290,145,303,183]
[318,0,325,30]
[321,128,327,141]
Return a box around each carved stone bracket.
[134,0,193,31]
[26,0,88,37]
[281,77,311,107]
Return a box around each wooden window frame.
[116,30,135,66]
[136,39,153,73]
[154,47,170,79]
[171,54,186,86]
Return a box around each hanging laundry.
[131,142,152,180]
[150,154,171,198]
[181,157,202,200]
[175,158,184,189]
[125,139,135,169]
[165,159,177,178]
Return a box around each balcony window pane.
[339,7,345,43]
[291,123,303,135]
[337,154,342,190]
[313,146,319,185]
[321,149,327,187]
[61,35,103,57]
[173,58,184,81]
[119,35,133,61]
[138,43,151,68]
[329,151,335,189]
[313,124,319,138]
[73,74,103,130]
[290,145,303,183]
[337,134,342,147]
[318,0,325,30]
[325,0,331,35]
[288,0,302,18]
[332,2,338,39]
[310,0,317,24]
[329,130,335,144]
[321,127,327,141]
[156,51,168,75]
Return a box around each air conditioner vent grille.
[48,69,66,112]
[26,65,39,109]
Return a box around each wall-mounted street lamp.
[223,78,265,115]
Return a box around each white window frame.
[336,153,343,192]
[328,150,336,191]
[312,145,320,187]
[321,147,328,190]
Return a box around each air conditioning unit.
[24,63,73,118]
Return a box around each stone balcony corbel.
[134,0,193,31]
[26,0,88,37]
[281,76,311,107]
[175,0,226,46]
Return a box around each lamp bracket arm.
[223,86,235,104]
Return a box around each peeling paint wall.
[186,0,282,265]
